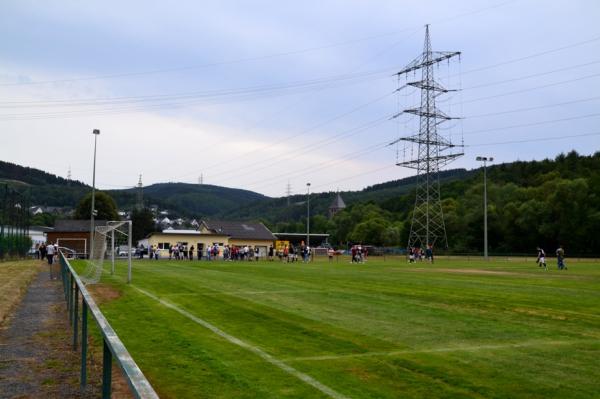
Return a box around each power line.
[171,92,396,181]
[461,59,600,90]
[468,95,600,118]
[462,72,600,105]
[468,131,600,147]
[0,0,516,88]
[463,112,600,135]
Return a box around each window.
[158,242,170,249]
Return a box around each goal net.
[81,221,132,285]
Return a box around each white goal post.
[82,220,133,285]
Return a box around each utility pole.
[476,156,493,260]
[393,25,463,250]
[90,129,100,259]
[306,182,311,247]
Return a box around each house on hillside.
[46,220,107,257]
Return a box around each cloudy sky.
[1,0,599,197]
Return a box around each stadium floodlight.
[90,129,100,259]
[476,156,494,260]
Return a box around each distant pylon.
[137,174,143,209]
[285,181,292,206]
[67,165,71,186]
[392,25,463,249]
[199,173,204,185]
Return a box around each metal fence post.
[81,300,88,390]
[73,287,79,350]
[102,340,112,399]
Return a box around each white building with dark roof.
[142,220,276,257]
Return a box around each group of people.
[277,242,312,263]
[143,243,271,262]
[536,245,567,270]
[350,245,368,263]
[38,242,57,265]
[408,245,434,263]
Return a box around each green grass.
[73,257,600,398]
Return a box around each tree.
[74,191,119,221]
[131,208,156,242]
[30,212,56,227]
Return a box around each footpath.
[0,269,101,398]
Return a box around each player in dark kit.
[556,245,567,270]
[536,247,547,271]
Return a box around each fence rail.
[59,250,159,399]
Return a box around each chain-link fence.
[0,184,31,259]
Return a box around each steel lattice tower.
[137,174,143,209]
[394,25,463,249]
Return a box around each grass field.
[73,257,600,399]
[0,260,41,326]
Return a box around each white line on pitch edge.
[133,286,350,399]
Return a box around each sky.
[1,0,599,197]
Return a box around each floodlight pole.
[306,183,311,248]
[90,129,100,259]
[476,156,493,260]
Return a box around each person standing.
[189,245,194,261]
[46,242,55,279]
[556,245,567,270]
[536,247,547,270]
[425,244,434,264]
[39,243,47,261]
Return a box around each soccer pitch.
[76,257,600,398]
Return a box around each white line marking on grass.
[164,289,322,297]
[133,286,350,399]
[283,339,588,362]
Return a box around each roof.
[329,193,346,210]
[161,229,202,235]
[29,225,54,232]
[53,220,107,232]
[202,220,275,240]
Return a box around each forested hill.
[279,150,599,255]
[110,182,269,216]
[3,151,600,254]
[0,160,90,208]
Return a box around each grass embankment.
[0,259,41,326]
[73,257,600,398]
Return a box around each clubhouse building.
[140,220,276,256]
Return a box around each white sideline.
[133,286,350,399]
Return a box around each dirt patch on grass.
[87,283,122,305]
[512,307,568,320]
[408,267,519,276]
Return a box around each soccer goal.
[81,220,133,285]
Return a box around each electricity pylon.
[137,174,143,209]
[393,25,463,249]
